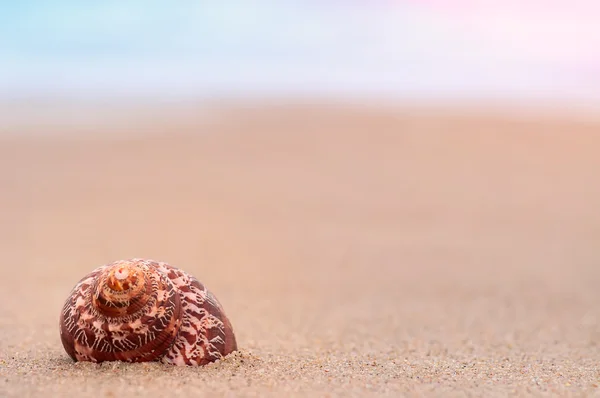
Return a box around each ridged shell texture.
[59,258,237,366]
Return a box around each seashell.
[59,258,237,366]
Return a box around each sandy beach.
[1,102,599,397]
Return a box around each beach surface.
[1,102,599,397]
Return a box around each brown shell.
[59,258,237,366]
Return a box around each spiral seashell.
[59,258,237,366]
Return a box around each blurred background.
[1,1,599,106]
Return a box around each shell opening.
[93,262,149,317]
[114,267,129,280]
[105,265,138,292]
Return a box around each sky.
[1,1,599,104]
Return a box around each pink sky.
[406,1,600,84]
[412,2,600,53]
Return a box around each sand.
[1,102,599,397]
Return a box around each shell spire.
[59,258,237,366]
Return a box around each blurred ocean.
[0,1,599,105]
